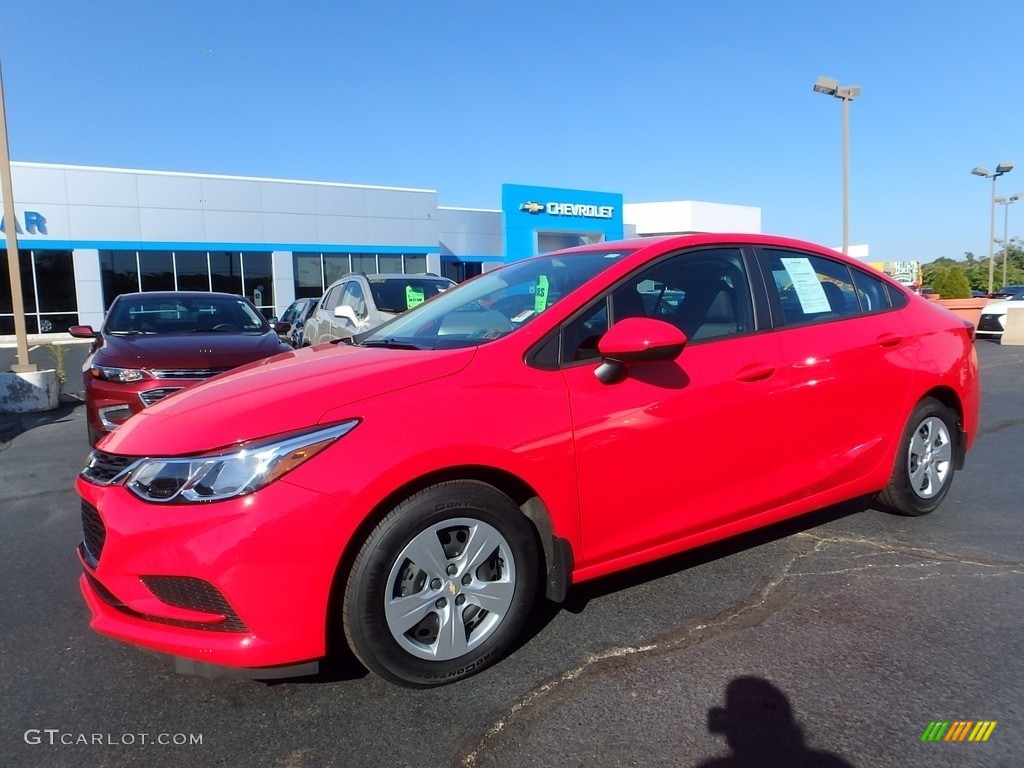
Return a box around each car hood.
[98,343,476,456]
[96,331,287,369]
[981,299,1022,314]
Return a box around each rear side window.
[763,249,894,327]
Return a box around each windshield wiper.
[109,330,156,335]
[359,338,427,350]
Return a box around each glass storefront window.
[100,250,140,308]
[405,254,427,274]
[352,253,377,274]
[1,249,78,332]
[209,251,243,294]
[323,253,351,286]
[241,251,273,311]
[139,250,175,292]
[0,250,34,313]
[174,251,210,292]
[378,254,402,274]
[295,253,324,298]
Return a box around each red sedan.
[71,292,291,445]
[76,234,980,687]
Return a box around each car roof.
[324,273,454,289]
[111,291,249,302]
[553,232,844,253]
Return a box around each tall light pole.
[813,76,862,255]
[971,163,1014,295]
[997,193,1021,288]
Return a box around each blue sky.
[1,0,1022,263]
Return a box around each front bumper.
[84,377,194,439]
[76,473,362,669]
[975,313,1005,338]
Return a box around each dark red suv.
[70,291,290,446]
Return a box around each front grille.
[149,367,230,380]
[81,450,140,485]
[139,387,183,407]
[81,502,106,565]
[140,576,249,632]
[977,314,1004,332]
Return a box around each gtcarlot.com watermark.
[25,729,203,746]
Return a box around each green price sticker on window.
[406,285,426,309]
[534,275,550,313]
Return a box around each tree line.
[922,241,1024,297]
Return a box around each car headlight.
[121,421,359,503]
[91,365,148,383]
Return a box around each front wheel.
[343,481,539,687]
[876,397,959,516]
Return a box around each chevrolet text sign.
[520,201,615,219]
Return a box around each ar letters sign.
[0,211,47,235]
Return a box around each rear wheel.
[877,397,958,516]
[343,481,539,687]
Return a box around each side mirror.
[69,325,101,339]
[268,316,279,324]
[334,305,361,325]
[594,317,686,384]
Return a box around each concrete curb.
[0,369,60,413]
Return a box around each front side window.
[341,281,367,317]
[359,248,635,350]
[561,247,753,363]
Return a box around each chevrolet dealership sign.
[520,200,615,219]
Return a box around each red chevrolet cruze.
[76,234,980,687]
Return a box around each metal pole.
[987,176,997,296]
[841,96,850,255]
[0,56,35,372]
[1003,201,1011,288]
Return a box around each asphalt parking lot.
[0,339,1021,767]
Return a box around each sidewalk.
[0,334,93,349]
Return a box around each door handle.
[876,333,902,348]
[736,363,776,382]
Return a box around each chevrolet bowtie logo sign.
[520,201,545,214]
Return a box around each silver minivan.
[302,273,455,345]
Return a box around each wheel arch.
[917,385,967,469]
[326,465,572,655]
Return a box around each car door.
[559,247,792,569]
[334,279,370,338]
[307,284,342,345]
[757,248,916,497]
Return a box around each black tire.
[876,397,959,516]
[343,481,539,687]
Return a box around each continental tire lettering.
[431,501,489,513]
[420,650,497,680]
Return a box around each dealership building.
[0,162,761,335]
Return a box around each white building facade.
[1,162,761,335]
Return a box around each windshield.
[104,295,269,334]
[359,249,634,349]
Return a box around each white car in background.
[303,273,455,345]
[976,293,1024,339]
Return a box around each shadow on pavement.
[0,401,83,453]
[696,676,857,768]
